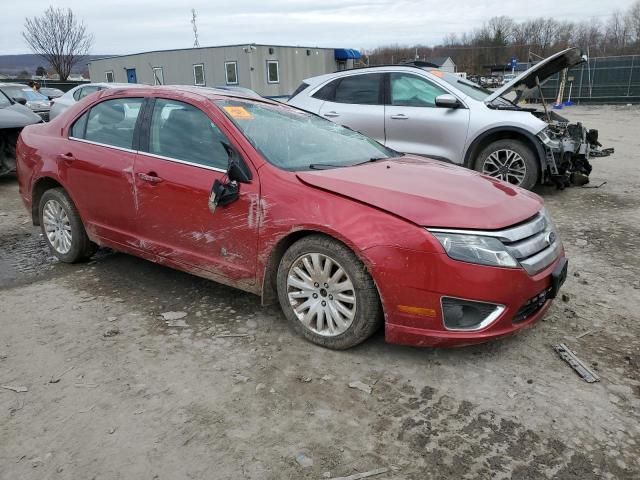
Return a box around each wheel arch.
[31,176,65,225]
[260,228,380,307]
[463,127,546,177]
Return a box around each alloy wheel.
[43,199,72,254]
[482,149,527,185]
[286,253,357,337]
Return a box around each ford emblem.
[545,231,556,245]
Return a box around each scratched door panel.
[132,152,259,284]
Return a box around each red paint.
[16,86,565,347]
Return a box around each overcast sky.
[1,0,636,55]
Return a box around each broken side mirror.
[208,142,252,214]
[222,142,252,184]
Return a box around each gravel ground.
[0,105,638,479]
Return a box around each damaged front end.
[535,110,614,188]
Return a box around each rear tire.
[276,235,382,350]
[474,139,539,190]
[39,188,96,263]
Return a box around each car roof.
[97,85,276,104]
[301,64,440,85]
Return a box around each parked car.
[39,87,65,100]
[288,48,612,190]
[17,86,567,349]
[0,89,42,176]
[0,83,51,121]
[49,82,143,120]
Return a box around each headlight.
[431,232,519,268]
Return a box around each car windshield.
[435,72,492,101]
[21,89,49,101]
[0,90,11,108]
[215,99,397,171]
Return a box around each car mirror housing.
[14,97,27,105]
[221,142,252,183]
[435,94,460,109]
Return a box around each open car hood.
[486,47,586,103]
[296,156,542,230]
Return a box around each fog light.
[441,297,505,331]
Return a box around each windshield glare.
[215,99,396,171]
[436,72,492,101]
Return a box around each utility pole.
[191,9,200,48]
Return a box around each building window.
[105,71,114,83]
[193,64,205,86]
[225,61,238,85]
[152,67,164,85]
[266,60,279,84]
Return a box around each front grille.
[514,287,552,323]
[495,211,561,275]
[36,111,50,122]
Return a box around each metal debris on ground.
[576,330,596,339]
[49,366,74,383]
[160,311,188,320]
[329,467,390,480]
[348,381,372,394]
[582,181,607,189]
[1,385,28,393]
[553,343,600,383]
[216,333,248,338]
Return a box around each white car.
[49,83,143,120]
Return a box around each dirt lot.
[1,105,639,479]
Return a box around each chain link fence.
[537,55,640,104]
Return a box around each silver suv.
[289,48,612,190]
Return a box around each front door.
[126,68,137,83]
[317,73,385,143]
[384,72,470,163]
[63,96,144,244]
[132,97,259,285]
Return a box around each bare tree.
[22,7,93,81]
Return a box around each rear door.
[63,96,144,243]
[384,72,470,163]
[132,97,259,285]
[317,73,385,143]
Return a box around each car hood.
[0,103,42,128]
[486,47,586,103]
[296,156,543,229]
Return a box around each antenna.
[191,9,200,48]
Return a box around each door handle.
[323,111,340,118]
[390,114,409,120]
[58,152,76,161]
[138,172,164,184]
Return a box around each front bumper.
[365,246,566,347]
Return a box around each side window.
[76,86,100,101]
[70,112,88,138]
[83,98,143,149]
[390,73,447,107]
[72,87,84,101]
[334,74,382,105]
[312,80,337,101]
[147,99,229,170]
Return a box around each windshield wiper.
[308,163,348,170]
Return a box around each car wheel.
[474,139,539,190]
[39,188,97,263]
[276,235,382,350]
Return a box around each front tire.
[276,235,382,350]
[474,139,539,190]
[39,188,96,263]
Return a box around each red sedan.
[16,86,567,349]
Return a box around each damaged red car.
[16,86,567,349]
